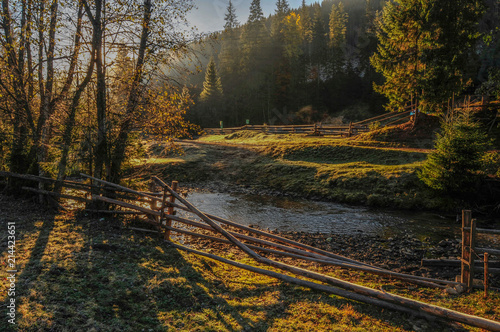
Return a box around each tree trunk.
[109,0,152,183]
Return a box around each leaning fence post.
[164,181,178,241]
[461,210,474,291]
[484,252,489,298]
[149,181,159,224]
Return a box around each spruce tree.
[224,0,239,30]
[275,0,290,16]
[419,113,491,196]
[299,0,312,44]
[370,0,484,112]
[328,2,347,49]
[311,3,327,69]
[200,57,223,102]
[199,57,224,126]
[328,2,348,75]
[220,0,241,125]
[248,0,264,23]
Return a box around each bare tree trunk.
[55,1,91,190]
[2,0,35,175]
[109,0,152,183]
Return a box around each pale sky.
[188,0,317,33]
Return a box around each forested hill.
[184,0,500,129]
[185,0,385,128]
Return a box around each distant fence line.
[204,108,415,136]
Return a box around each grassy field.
[1,194,499,331]
[126,130,499,213]
[126,131,463,212]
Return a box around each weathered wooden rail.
[205,108,415,136]
[1,171,500,330]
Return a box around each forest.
[0,0,499,183]
[189,0,500,128]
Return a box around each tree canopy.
[370,0,484,112]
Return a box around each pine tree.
[299,0,312,44]
[271,0,290,38]
[328,2,347,49]
[275,0,290,16]
[311,3,327,69]
[220,0,240,75]
[200,57,223,102]
[371,0,484,112]
[248,0,264,23]
[224,0,239,30]
[419,112,491,196]
[328,2,348,75]
[240,0,269,73]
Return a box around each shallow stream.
[179,192,462,241]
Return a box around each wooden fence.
[204,108,415,136]
[460,210,500,297]
[1,172,500,330]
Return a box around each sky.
[188,0,317,33]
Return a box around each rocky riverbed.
[184,225,499,289]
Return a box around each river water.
[178,191,465,241]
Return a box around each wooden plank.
[422,259,500,268]
[91,195,160,217]
[461,210,473,290]
[81,173,162,202]
[164,181,178,240]
[152,176,263,261]
[166,226,451,288]
[476,247,500,256]
[127,227,159,234]
[84,209,145,215]
[464,227,500,235]
[170,242,500,331]
[21,186,91,203]
[353,109,412,125]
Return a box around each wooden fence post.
[461,210,475,291]
[347,122,353,137]
[149,181,159,223]
[484,252,489,298]
[164,181,178,241]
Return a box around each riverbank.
[1,193,499,331]
[126,130,500,216]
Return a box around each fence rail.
[204,108,415,137]
[1,172,500,330]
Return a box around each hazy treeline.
[188,0,500,128]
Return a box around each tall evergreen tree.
[271,0,290,38]
[248,0,264,23]
[199,57,224,125]
[220,0,242,125]
[328,2,348,75]
[328,2,347,49]
[200,57,223,102]
[275,0,290,15]
[371,0,484,112]
[224,0,239,30]
[299,0,312,44]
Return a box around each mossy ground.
[1,195,499,331]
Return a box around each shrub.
[418,112,491,196]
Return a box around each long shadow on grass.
[0,201,57,332]
[61,219,283,331]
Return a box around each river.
[177,192,463,240]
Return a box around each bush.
[418,113,491,196]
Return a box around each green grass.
[0,196,498,331]
[173,132,448,210]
